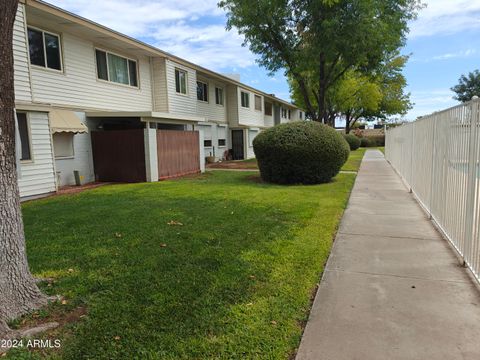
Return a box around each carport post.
[144,122,159,182]
[198,127,205,173]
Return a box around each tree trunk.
[0,0,47,337]
[318,53,327,124]
[345,113,351,134]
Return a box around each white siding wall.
[196,76,228,123]
[264,114,274,127]
[18,112,56,198]
[54,113,94,186]
[246,128,259,159]
[165,59,197,116]
[29,32,152,111]
[152,57,168,112]
[197,123,230,160]
[13,4,32,103]
[238,88,264,127]
[226,85,239,127]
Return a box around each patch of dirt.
[57,182,110,195]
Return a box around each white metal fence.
[385,98,480,283]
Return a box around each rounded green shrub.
[253,122,350,184]
[360,137,375,147]
[343,134,361,151]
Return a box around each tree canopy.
[451,70,480,103]
[219,0,421,123]
[289,54,411,132]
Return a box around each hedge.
[253,122,350,184]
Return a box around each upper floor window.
[197,81,208,102]
[215,87,224,106]
[175,69,187,94]
[16,113,32,161]
[265,102,273,116]
[241,91,249,108]
[27,27,62,71]
[254,95,262,111]
[95,49,138,87]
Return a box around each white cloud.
[409,0,480,37]
[411,48,477,62]
[44,0,256,70]
[406,89,459,119]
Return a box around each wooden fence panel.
[91,129,146,183]
[157,130,200,179]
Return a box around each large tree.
[219,0,421,123]
[289,53,412,132]
[451,70,480,103]
[0,0,47,336]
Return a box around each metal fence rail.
[386,98,480,283]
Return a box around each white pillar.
[144,124,158,182]
[198,127,205,173]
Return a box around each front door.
[231,130,244,160]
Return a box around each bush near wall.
[343,134,361,150]
[353,129,385,147]
[253,122,349,184]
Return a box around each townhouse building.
[13,0,304,199]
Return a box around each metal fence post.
[428,119,437,219]
[463,100,479,268]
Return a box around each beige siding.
[13,4,32,103]
[18,112,56,198]
[196,76,227,123]
[237,87,264,127]
[29,32,152,111]
[226,85,238,127]
[165,59,197,116]
[152,57,168,112]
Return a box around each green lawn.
[12,171,355,359]
[341,148,367,172]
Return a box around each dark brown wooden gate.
[91,129,146,183]
[157,130,200,179]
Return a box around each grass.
[10,171,355,359]
[340,148,367,172]
[211,149,367,173]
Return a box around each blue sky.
[46,0,480,120]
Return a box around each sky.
[45,0,480,120]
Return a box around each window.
[95,49,138,87]
[204,139,213,147]
[197,81,208,102]
[27,27,62,70]
[16,113,31,161]
[254,95,262,111]
[175,69,187,94]
[215,87,224,105]
[53,132,74,158]
[265,102,273,116]
[281,108,287,118]
[218,126,227,147]
[288,109,291,119]
[241,91,249,108]
[248,129,258,147]
[299,111,303,120]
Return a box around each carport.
[86,111,206,183]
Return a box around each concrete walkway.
[296,149,480,360]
